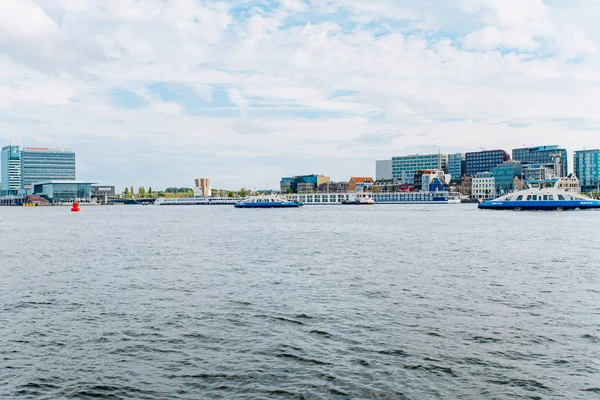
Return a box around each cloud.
[0,0,599,190]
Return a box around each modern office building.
[465,150,510,176]
[391,153,448,184]
[33,180,96,203]
[21,147,76,188]
[375,160,393,180]
[447,153,465,183]
[194,178,211,197]
[491,162,523,194]
[472,172,496,200]
[512,145,568,177]
[574,149,600,193]
[280,175,330,193]
[1,145,22,196]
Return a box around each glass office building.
[512,145,568,177]
[391,153,448,184]
[33,181,95,203]
[574,149,600,193]
[1,145,22,195]
[465,150,510,176]
[447,153,465,183]
[21,147,76,188]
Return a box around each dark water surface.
[1,205,599,399]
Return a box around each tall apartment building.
[194,178,211,197]
[465,150,510,176]
[375,160,392,180]
[512,145,568,177]
[1,145,22,195]
[447,153,465,183]
[21,147,76,188]
[391,153,448,184]
[574,149,600,193]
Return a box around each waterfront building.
[557,174,581,193]
[574,149,600,193]
[512,145,568,177]
[376,160,393,180]
[348,177,373,192]
[448,153,465,184]
[456,175,473,197]
[1,145,21,196]
[20,147,76,189]
[372,179,402,193]
[465,150,510,176]
[280,175,330,193]
[194,178,211,197]
[33,180,96,203]
[492,162,523,194]
[391,153,448,184]
[472,172,496,200]
[413,170,450,192]
[317,181,347,193]
[523,164,555,182]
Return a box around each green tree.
[228,191,235,198]
[130,186,135,198]
[286,187,293,194]
[239,188,248,197]
[139,186,146,198]
[148,187,153,197]
[124,187,129,197]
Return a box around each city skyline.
[1,0,600,189]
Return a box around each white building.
[376,160,392,180]
[472,172,496,200]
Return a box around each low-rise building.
[348,177,373,192]
[280,175,330,193]
[33,180,97,203]
[317,181,348,193]
[472,172,496,200]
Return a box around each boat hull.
[235,202,301,208]
[478,200,600,210]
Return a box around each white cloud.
[0,0,599,190]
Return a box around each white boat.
[341,193,375,205]
[479,180,600,211]
[234,195,302,208]
[284,191,453,205]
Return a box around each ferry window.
[516,195,523,200]
[549,195,554,200]
[526,195,532,201]
[558,195,565,200]
[543,195,548,201]
[532,195,538,201]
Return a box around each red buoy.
[71,202,80,212]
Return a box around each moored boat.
[234,195,302,208]
[478,182,600,211]
[341,193,375,205]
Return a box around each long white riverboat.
[285,191,454,205]
[155,191,458,206]
[155,197,242,205]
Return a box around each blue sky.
[1,0,600,190]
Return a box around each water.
[1,205,599,399]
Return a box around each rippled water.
[1,205,599,399]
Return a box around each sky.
[1,0,600,191]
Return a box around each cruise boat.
[155,197,241,205]
[284,191,453,205]
[234,195,302,208]
[478,182,600,211]
[341,193,374,205]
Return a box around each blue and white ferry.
[479,182,600,211]
[234,195,302,208]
